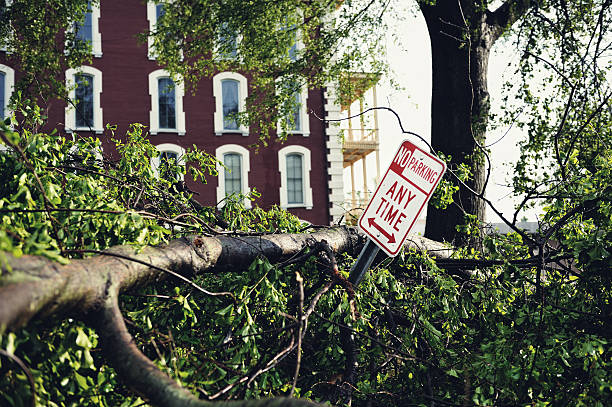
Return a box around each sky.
[343,6,538,234]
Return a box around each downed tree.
[2,129,609,406]
[0,227,449,406]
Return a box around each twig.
[289,272,305,398]
[0,349,37,407]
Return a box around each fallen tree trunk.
[0,227,450,407]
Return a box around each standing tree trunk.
[419,0,535,244]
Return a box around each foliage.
[1,114,611,406]
[0,0,98,104]
[148,0,389,140]
[0,0,611,406]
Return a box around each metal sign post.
[349,139,447,287]
[348,240,380,285]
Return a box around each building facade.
[0,0,348,225]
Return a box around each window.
[278,80,310,136]
[0,1,13,52]
[158,77,176,129]
[213,72,248,136]
[148,69,185,135]
[75,2,92,44]
[151,143,185,181]
[0,64,14,120]
[278,145,312,209]
[287,25,299,61]
[75,74,94,127]
[223,153,242,195]
[72,0,102,57]
[65,66,103,133]
[286,153,303,204]
[222,79,239,130]
[216,144,251,208]
[218,22,238,59]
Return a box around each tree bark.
[419,0,534,244]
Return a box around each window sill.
[288,131,309,137]
[284,204,312,210]
[215,129,249,137]
[277,130,310,137]
[66,127,104,135]
[151,128,186,136]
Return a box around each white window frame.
[66,0,102,58]
[213,72,248,136]
[65,66,104,134]
[152,143,185,181]
[278,145,312,209]
[148,69,186,135]
[146,1,163,60]
[277,83,310,137]
[0,64,15,120]
[215,144,251,208]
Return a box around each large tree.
[419,0,535,243]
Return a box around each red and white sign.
[358,140,446,257]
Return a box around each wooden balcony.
[343,128,379,167]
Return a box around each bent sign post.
[349,140,446,285]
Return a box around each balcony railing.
[342,127,379,167]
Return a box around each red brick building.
[0,0,347,225]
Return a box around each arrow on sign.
[368,218,396,244]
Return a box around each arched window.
[0,64,14,120]
[222,79,239,130]
[286,153,303,204]
[158,77,176,129]
[65,66,103,133]
[213,72,248,136]
[152,143,185,181]
[223,153,242,195]
[278,145,312,209]
[216,144,251,208]
[75,74,94,128]
[148,69,185,135]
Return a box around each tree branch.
[488,0,538,41]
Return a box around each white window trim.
[65,66,104,134]
[278,145,313,210]
[148,69,186,135]
[0,63,15,119]
[216,144,251,208]
[146,1,162,60]
[152,143,185,181]
[213,72,248,136]
[277,84,310,137]
[66,1,102,58]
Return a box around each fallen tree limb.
[0,228,452,334]
[0,227,449,407]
